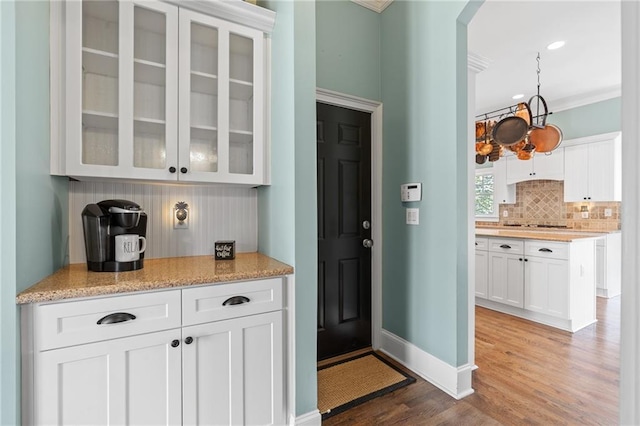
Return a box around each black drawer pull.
[499,244,512,249]
[538,248,553,253]
[222,296,250,306]
[97,312,136,325]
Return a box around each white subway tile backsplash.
[69,181,258,263]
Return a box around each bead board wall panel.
[69,181,258,263]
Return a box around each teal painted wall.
[550,97,621,140]
[0,2,69,423]
[380,0,469,367]
[16,1,69,293]
[316,0,381,101]
[258,0,318,417]
[0,2,18,424]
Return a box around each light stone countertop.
[16,252,294,305]
[475,227,609,242]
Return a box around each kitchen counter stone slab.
[16,253,293,304]
[476,227,607,242]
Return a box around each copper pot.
[529,124,563,153]
[506,139,527,153]
[478,142,493,156]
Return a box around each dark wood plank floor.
[322,297,620,425]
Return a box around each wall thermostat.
[401,183,422,202]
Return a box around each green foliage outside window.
[475,174,494,215]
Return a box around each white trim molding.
[315,88,383,351]
[164,0,276,33]
[620,1,640,423]
[350,0,394,14]
[294,410,321,426]
[468,51,491,74]
[380,330,474,399]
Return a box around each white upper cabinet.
[492,159,515,204]
[563,133,622,202]
[505,149,564,185]
[51,0,274,186]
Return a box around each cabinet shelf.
[82,111,118,130]
[83,48,119,78]
[230,79,253,101]
[134,117,166,135]
[230,130,253,144]
[134,58,166,86]
[191,71,218,96]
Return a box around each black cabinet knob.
[169,166,176,173]
[524,258,529,262]
[185,336,193,345]
[171,339,180,348]
[519,258,523,261]
[180,167,188,174]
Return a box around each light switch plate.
[406,208,419,225]
[503,210,509,217]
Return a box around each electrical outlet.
[503,210,509,217]
[604,208,612,217]
[581,211,589,219]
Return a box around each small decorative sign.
[214,240,236,260]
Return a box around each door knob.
[363,239,373,248]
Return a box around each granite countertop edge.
[17,253,294,305]
[475,227,610,242]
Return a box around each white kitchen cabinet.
[596,233,621,298]
[487,239,524,308]
[22,278,288,426]
[51,0,274,186]
[492,159,515,204]
[563,136,622,202]
[37,329,182,426]
[182,311,283,425]
[505,149,564,185]
[477,235,597,332]
[475,237,489,299]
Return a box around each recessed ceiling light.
[512,94,524,100]
[547,41,565,50]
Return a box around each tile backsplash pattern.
[477,180,621,231]
[69,181,258,263]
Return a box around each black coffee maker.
[82,199,148,272]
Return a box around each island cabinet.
[487,238,525,308]
[505,149,564,185]
[563,135,622,202]
[477,236,597,332]
[50,0,275,186]
[21,278,286,426]
[475,237,489,298]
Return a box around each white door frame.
[315,88,383,350]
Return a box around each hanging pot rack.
[475,104,553,123]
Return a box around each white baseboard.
[379,329,475,400]
[294,409,321,426]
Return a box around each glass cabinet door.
[179,10,265,184]
[81,0,120,167]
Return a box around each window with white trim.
[475,168,498,220]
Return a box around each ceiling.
[469,0,621,116]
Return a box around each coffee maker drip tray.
[87,259,144,273]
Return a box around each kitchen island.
[475,227,607,332]
[18,253,293,426]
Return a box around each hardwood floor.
[322,297,619,425]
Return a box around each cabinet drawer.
[475,237,489,251]
[35,290,181,351]
[488,238,524,254]
[182,278,284,326]
[525,240,569,260]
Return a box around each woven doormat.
[317,352,416,419]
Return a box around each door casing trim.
[315,88,383,351]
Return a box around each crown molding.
[548,85,621,112]
[350,0,394,14]
[468,51,491,74]
[164,0,276,33]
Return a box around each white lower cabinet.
[487,239,524,308]
[182,311,283,426]
[477,236,597,332]
[475,238,488,299]
[22,278,288,426]
[37,329,182,425]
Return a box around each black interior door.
[317,102,372,361]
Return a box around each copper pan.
[529,124,563,153]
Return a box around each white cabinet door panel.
[533,149,564,180]
[488,252,524,308]
[182,310,283,426]
[475,250,488,299]
[37,329,182,426]
[525,257,569,319]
